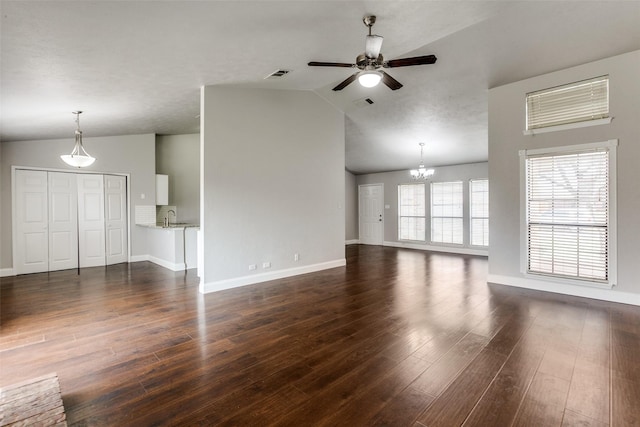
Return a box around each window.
[431,181,463,244]
[526,75,609,131]
[470,179,489,246]
[398,183,425,241]
[524,142,615,283]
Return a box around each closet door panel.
[48,172,78,271]
[104,175,128,265]
[14,170,49,274]
[77,174,106,267]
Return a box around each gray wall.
[0,134,156,270]
[156,134,200,224]
[488,49,640,300]
[200,86,345,289]
[345,170,358,241]
[356,162,488,253]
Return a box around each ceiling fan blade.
[365,35,383,59]
[308,61,355,68]
[385,54,437,68]
[380,71,403,90]
[332,73,359,91]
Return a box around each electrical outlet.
[248,264,257,271]
[294,253,299,261]
[262,262,271,269]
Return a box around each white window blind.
[431,181,463,244]
[398,183,425,241]
[526,76,609,130]
[526,150,609,282]
[470,179,489,246]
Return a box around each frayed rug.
[0,373,67,426]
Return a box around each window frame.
[524,75,610,135]
[430,180,464,245]
[519,140,618,288]
[398,183,426,242]
[469,179,489,247]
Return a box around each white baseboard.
[200,258,346,294]
[345,239,360,245]
[148,256,186,272]
[488,273,640,307]
[129,254,149,263]
[0,267,15,277]
[383,240,488,257]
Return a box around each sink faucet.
[164,209,176,227]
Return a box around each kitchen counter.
[138,223,199,271]
[136,222,199,230]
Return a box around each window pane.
[431,181,463,244]
[526,76,609,130]
[470,179,489,246]
[526,150,608,282]
[398,183,425,241]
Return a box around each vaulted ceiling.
[2,1,639,174]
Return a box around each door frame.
[11,165,131,274]
[358,183,384,245]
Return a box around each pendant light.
[410,142,435,180]
[61,111,95,168]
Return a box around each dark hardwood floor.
[1,245,639,426]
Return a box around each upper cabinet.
[156,174,168,205]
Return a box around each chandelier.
[60,111,96,168]
[410,142,435,180]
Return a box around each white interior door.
[359,184,384,245]
[48,172,78,271]
[104,175,128,265]
[77,174,106,267]
[14,170,49,274]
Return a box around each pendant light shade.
[61,111,95,168]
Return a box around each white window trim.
[523,117,612,136]
[519,139,618,289]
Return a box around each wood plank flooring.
[1,244,639,426]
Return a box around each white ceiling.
[2,1,639,174]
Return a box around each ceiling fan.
[308,15,437,91]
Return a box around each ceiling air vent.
[353,97,375,108]
[265,69,292,79]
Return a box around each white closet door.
[48,172,79,271]
[14,170,49,274]
[77,174,106,267]
[104,175,128,265]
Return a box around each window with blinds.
[470,179,489,246]
[526,150,609,282]
[398,183,425,241]
[431,181,463,244]
[526,76,609,130]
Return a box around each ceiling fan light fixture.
[61,111,95,168]
[358,70,382,88]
